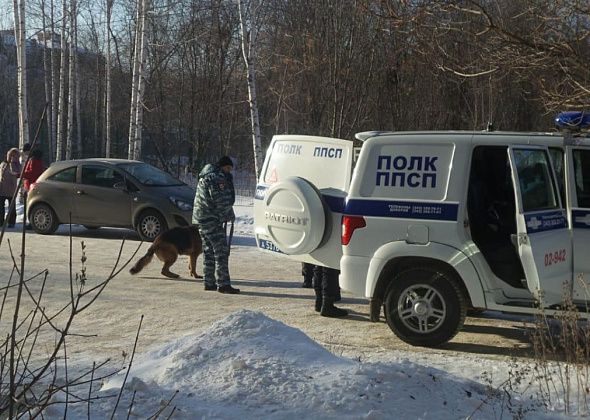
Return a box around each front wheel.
[136,209,167,241]
[384,267,466,347]
[29,204,59,235]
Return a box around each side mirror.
[113,181,128,192]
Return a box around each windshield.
[116,162,184,186]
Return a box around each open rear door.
[254,135,353,268]
[567,146,590,301]
[509,146,572,307]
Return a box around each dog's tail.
[129,244,157,275]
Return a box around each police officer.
[313,265,347,317]
[301,262,313,288]
[192,156,239,294]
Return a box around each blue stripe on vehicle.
[572,209,590,229]
[322,194,346,213]
[344,199,459,221]
[255,184,457,221]
[524,210,567,233]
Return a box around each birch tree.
[50,0,57,159]
[133,0,148,160]
[12,0,29,149]
[74,2,82,157]
[127,0,146,159]
[65,0,75,159]
[104,0,114,157]
[237,0,263,177]
[41,0,54,160]
[55,0,67,161]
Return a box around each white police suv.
[254,112,590,347]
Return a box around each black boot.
[320,296,348,318]
[334,287,342,302]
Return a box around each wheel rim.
[397,283,446,334]
[33,208,52,231]
[140,215,161,239]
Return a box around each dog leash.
[227,221,234,254]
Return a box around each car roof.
[48,158,142,169]
[355,130,590,147]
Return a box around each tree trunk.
[238,0,263,177]
[74,6,82,157]
[105,0,113,157]
[127,0,142,159]
[56,0,67,161]
[13,0,29,149]
[133,0,148,161]
[50,0,57,159]
[41,0,54,161]
[66,0,75,160]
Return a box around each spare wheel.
[262,176,326,255]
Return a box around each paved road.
[0,227,536,369]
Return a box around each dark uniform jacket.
[192,163,235,226]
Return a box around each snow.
[1,202,581,418]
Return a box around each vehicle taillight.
[341,215,366,246]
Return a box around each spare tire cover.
[262,177,326,255]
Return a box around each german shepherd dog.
[130,226,203,279]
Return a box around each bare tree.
[238,0,263,176]
[12,0,29,149]
[104,0,114,157]
[65,0,75,159]
[133,0,149,160]
[56,0,67,161]
[41,0,54,160]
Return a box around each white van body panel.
[340,240,487,307]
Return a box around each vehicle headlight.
[169,196,193,211]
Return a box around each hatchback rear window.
[48,166,76,183]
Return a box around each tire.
[29,204,59,235]
[136,209,167,241]
[384,266,466,347]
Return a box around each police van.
[253,112,590,347]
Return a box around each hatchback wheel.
[29,204,59,235]
[137,210,167,241]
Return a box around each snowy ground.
[0,203,585,418]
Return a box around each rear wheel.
[384,267,466,347]
[136,209,167,241]
[29,204,59,235]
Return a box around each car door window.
[81,165,124,189]
[47,166,76,182]
[573,150,590,208]
[513,149,559,212]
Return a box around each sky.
[4,203,585,419]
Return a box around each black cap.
[217,156,233,167]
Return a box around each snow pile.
[56,310,543,419]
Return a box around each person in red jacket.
[23,149,45,229]
[23,149,45,193]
